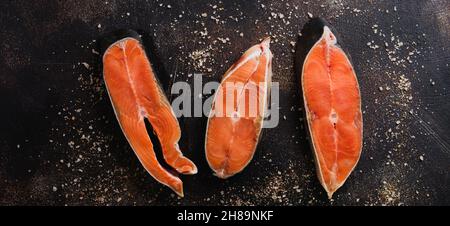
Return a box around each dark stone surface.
[0,0,449,206]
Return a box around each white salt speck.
[82,62,90,70]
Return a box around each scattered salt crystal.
[81,62,90,70]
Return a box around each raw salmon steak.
[102,30,197,197]
[299,19,363,198]
[205,38,273,179]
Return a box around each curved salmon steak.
[205,38,272,179]
[102,32,197,197]
[301,24,363,198]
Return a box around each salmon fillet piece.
[301,23,363,198]
[102,32,197,197]
[205,38,273,179]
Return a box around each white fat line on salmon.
[113,39,148,120]
[222,49,262,81]
[232,39,270,97]
[323,26,340,185]
[231,55,261,121]
[209,48,261,120]
[221,38,270,81]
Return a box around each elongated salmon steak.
[102,30,197,197]
[300,20,363,198]
[205,38,272,179]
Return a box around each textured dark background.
[0,0,449,206]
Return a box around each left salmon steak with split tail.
[205,38,273,179]
[101,30,197,197]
